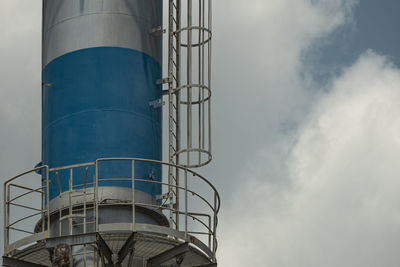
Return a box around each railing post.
[213,192,217,262]
[46,167,50,237]
[69,168,73,235]
[132,160,135,231]
[41,168,45,234]
[168,165,174,228]
[95,161,99,232]
[83,167,88,234]
[184,168,188,238]
[208,214,212,249]
[55,171,62,236]
[176,165,180,230]
[4,183,9,253]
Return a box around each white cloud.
[210,0,357,192]
[219,51,400,267]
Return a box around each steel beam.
[118,232,136,263]
[2,256,46,267]
[96,234,114,266]
[147,242,190,266]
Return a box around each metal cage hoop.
[174,148,212,168]
[174,83,211,105]
[174,26,212,48]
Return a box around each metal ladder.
[168,0,182,230]
[167,0,213,230]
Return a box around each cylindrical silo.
[42,0,164,226]
[2,1,220,266]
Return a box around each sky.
[2,0,400,266]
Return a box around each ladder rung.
[172,16,178,25]
[172,1,178,10]
[168,110,176,117]
[168,174,177,183]
[170,117,177,125]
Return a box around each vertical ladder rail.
[168,0,182,230]
[168,0,175,229]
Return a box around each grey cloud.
[219,51,400,266]
[0,0,42,253]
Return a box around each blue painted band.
[42,47,162,200]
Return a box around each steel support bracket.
[147,242,190,266]
[149,98,164,108]
[118,232,136,264]
[96,234,114,266]
[42,82,52,87]
[162,89,170,95]
[157,78,171,87]
[149,26,166,36]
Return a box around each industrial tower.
[2,1,219,266]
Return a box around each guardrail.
[3,158,220,261]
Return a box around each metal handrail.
[8,202,42,212]
[132,178,216,212]
[94,157,219,253]
[3,158,220,261]
[95,157,220,210]
[8,212,43,228]
[3,165,49,254]
[8,226,35,235]
[48,161,94,172]
[3,166,48,185]
[46,157,220,208]
[8,185,45,203]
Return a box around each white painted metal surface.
[43,0,162,66]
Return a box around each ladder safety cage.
[168,0,212,170]
[167,0,213,233]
